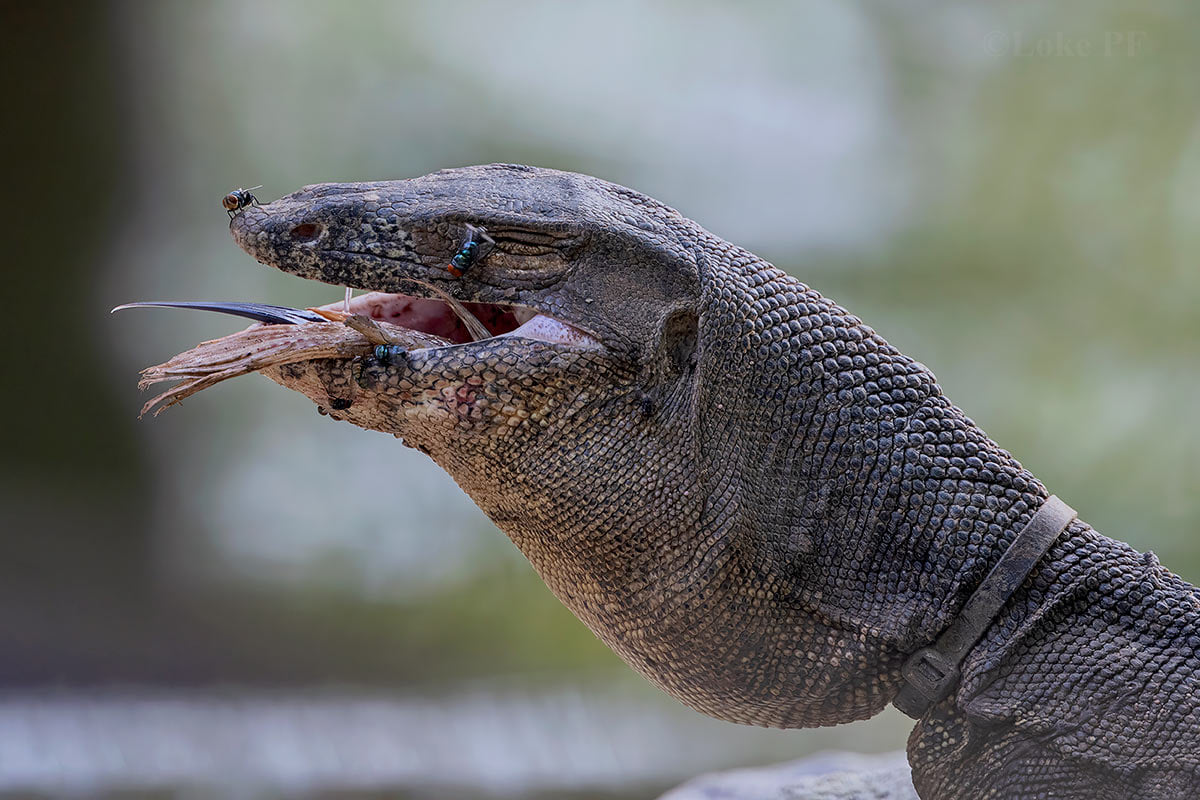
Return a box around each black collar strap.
[892,495,1077,719]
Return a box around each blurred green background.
[2,1,1197,797]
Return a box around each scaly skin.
[227,164,1200,798]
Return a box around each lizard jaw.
[119,289,603,418]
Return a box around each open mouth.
[357,292,519,343]
[116,291,600,351]
[333,291,598,349]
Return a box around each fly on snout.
[222,185,262,219]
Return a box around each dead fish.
[113,301,450,417]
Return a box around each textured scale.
[225,164,1199,798]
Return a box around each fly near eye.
[222,185,263,219]
[448,240,478,277]
[447,224,494,278]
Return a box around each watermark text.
[984,30,1148,58]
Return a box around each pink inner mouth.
[349,293,517,343]
[323,292,600,349]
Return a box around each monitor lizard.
[218,164,1198,798]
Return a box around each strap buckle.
[892,647,960,719]
[902,647,959,701]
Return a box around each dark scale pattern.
[230,165,1199,798]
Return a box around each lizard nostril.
[289,222,323,243]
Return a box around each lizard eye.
[492,240,555,256]
[488,228,563,256]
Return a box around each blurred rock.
[658,751,916,800]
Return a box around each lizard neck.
[555,248,1065,727]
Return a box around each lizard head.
[229,163,702,466]
[228,164,717,660]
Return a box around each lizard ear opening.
[659,309,699,380]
